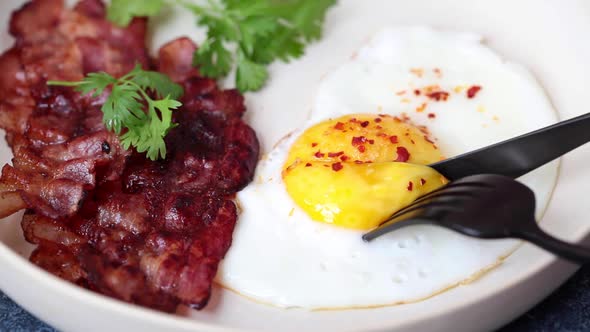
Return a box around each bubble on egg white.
[217,26,559,310]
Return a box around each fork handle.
[517,222,590,264]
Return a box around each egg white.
[217,27,558,309]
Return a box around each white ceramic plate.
[1,1,590,331]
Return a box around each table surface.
[2,265,590,332]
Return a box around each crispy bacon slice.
[0,0,259,311]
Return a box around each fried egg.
[217,27,558,309]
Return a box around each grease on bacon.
[0,0,259,312]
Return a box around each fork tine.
[363,218,432,242]
[381,195,472,227]
[364,200,466,241]
[364,179,496,242]
[382,182,493,224]
[385,191,475,223]
[403,180,494,208]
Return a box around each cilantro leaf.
[182,0,336,92]
[236,51,268,92]
[106,0,336,92]
[278,0,337,42]
[129,65,184,99]
[107,0,165,27]
[193,39,233,78]
[48,66,183,161]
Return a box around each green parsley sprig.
[48,65,183,160]
[107,0,336,92]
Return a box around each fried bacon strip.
[0,0,259,311]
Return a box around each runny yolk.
[282,114,448,230]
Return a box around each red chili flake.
[314,151,325,158]
[305,163,312,167]
[467,85,482,99]
[360,121,370,128]
[354,160,364,164]
[414,89,421,96]
[323,164,330,167]
[410,139,416,145]
[395,147,410,162]
[328,151,344,158]
[332,162,344,172]
[389,135,399,144]
[378,114,388,118]
[334,122,345,130]
[416,102,427,113]
[420,178,427,185]
[351,136,367,146]
[427,113,436,119]
[424,135,435,144]
[427,91,450,101]
[410,68,424,77]
[350,118,359,123]
[357,145,366,153]
[407,181,414,191]
[375,118,382,123]
[377,133,388,138]
[368,139,375,145]
[340,155,349,162]
[311,142,318,147]
[376,125,383,130]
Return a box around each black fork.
[363,174,590,264]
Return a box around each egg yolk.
[282,114,448,230]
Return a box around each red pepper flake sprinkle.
[376,125,383,130]
[314,151,325,158]
[414,89,421,96]
[427,91,450,101]
[378,114,388,118]
[375,118,382,123]
[416,102,427,113]
[407,181,414,191]
[311,142,318,147]
[334,122,345,130]
[360,121,370,128]
[389,135,399,144]
[354,160,364,164]
[340,155,349,162]
[305,163,312,167]
[323,164,330,167]
[328,151,344,158]
[352,136,367,146]
[332,162,344,172]
[420,178,427,185]
[410,139,416,145]
[424,135,435,144]
[467,85,482,99]
[427,113,436,119]
[377,133,388,138]
[368,139,375,145]
[357,145,366,153]
[350,118,359,123]
[410,68,424,77]
[395,147,410,162]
